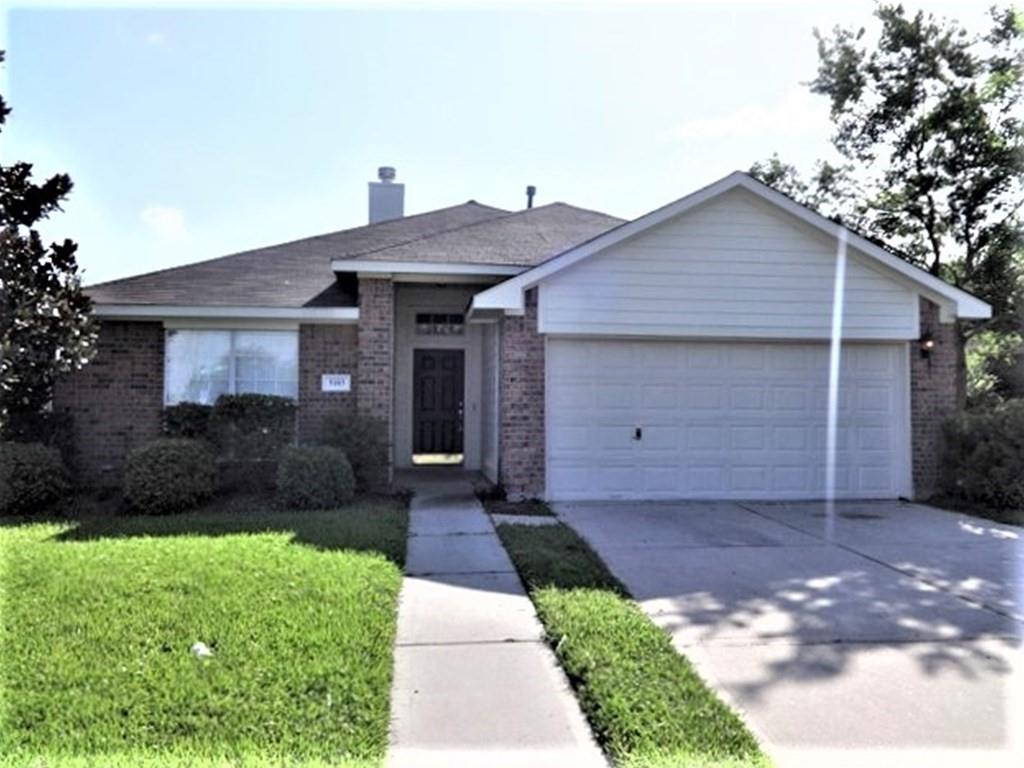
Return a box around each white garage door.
[546,339,911,501]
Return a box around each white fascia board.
[333,259,525,277]
[470,170,992,321]
[93,304,359,324]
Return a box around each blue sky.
[2,0,989,285]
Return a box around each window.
[165,330,298,405]
[415,313,465,336]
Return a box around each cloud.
[146,32,165,46]
[671,89,831,141]
[140,205,187,240]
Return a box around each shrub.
[277,445,355,509]
[1,410,75,466]
[0,442,69,515]
[209,394,296,461]
[942,399,1024,510]
[162,402,213,439]
[123,438,217,515]
[321,412,388,491]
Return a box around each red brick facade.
[910,298,960,499]
[52,292,961,500]
[52,321,165,486]
[356,278,394,461]
[499,289,545,499]
[298,324,358,443]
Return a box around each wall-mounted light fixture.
[919,332,936,359]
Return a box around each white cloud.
[140,205,187,240]
[671,89,831,141]
[146,32,165,46]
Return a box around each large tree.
[751,5,1024,403]
[0,50,96,427]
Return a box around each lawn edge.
[494,521,771,768]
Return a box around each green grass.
[482,499,555,517]
[0,495,408,768]
[497,523,769,768]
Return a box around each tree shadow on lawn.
[21,492,409,567]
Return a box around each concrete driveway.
[555,500,1023,768]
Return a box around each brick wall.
[499,289,545,499]
[52,321,164,486]
[356,278,394,473]
[910,298,960,499]
[298,324,358,443]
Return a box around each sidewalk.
[387,471,606,768]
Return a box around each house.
[55,168,990,501]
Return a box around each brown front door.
[413,349,465,455]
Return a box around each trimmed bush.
[321,412,388,492]
[277,445,355,509]
[209,394,296,461]
[942,399,1024,510]
[123,438,217,515]
[0,442,69,515]
[162,402,213,439]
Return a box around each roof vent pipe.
[369,166,404,223]
[526,185,536,209]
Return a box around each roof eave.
[92,304,359,324]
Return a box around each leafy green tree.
[0,50,96,426]
[752,5,1024,402]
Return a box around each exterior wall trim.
[333,259,525,277]
[94,304,358,323]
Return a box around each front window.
[164,330,298,405]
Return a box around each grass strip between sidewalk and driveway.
[0,495,408,768]
[496,522,769,768]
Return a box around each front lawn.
[497,523,768,768]
[0,495,408,768]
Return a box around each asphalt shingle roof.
[86,200,624,309]
[86,201,511,308]
[335,202,625,267]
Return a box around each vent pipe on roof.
[526,185,536,209]
[369,166,404,224]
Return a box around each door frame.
[392,285,485,470]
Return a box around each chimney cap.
[378,166,396,183]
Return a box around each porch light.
[919,333,936,359]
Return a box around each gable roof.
[471,171,992,321]
[88,201,509,309]
[331,203,624,270]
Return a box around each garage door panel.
[546,339,910,501]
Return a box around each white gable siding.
[539,189,919,340]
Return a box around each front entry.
[412,349,465,464]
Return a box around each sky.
[1,0,996,285]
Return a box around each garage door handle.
[634,426,642,441]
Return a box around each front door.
[413,349,465,458]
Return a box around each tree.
[751,5,1024,403]
[0,50,96,428]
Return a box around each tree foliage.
[0,50,96,424]
[751,5,1024,337]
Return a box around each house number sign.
[321,373,351,393]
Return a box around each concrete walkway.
[387,471,605,768]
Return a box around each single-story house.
[55,168,990,501]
